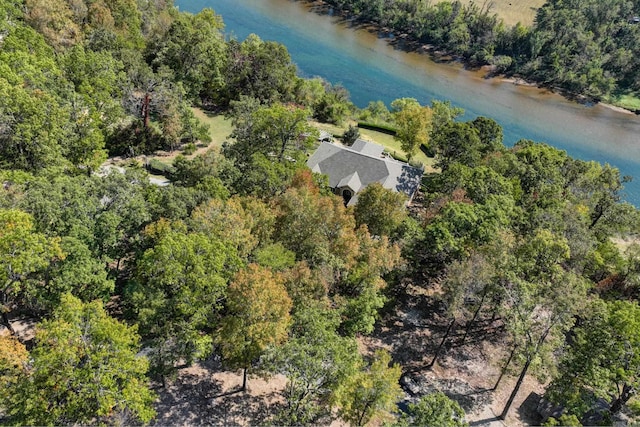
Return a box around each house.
[307,139,423,206]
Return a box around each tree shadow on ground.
[206,390,285,426]
[375,281,507,377]
[153,357,285,426]
[517,392,543,426]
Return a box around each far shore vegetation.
[307,0,640,112]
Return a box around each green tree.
[129,225,238,383]
[434,163,516,205]
[502,140,569,228]
[313,83,352,124]
[170,149,230,189]
[390,97,420,113]
[359,100,390,123]
[293,77,326,109]
[228,101,316,163]
[190,196,260,259]
[470,116,504,153]
[333,349,403,426]
[432,122,483,172]
[91,169,152,269]
[547,299,640,419]
[430,100,464,136]
[354,182,408,237]
[543,413,582,426]
[441,250,498,348]
[396,392,468,427]
[150,8,226,100]
[262,305,361,425]
[0,78,67,171]
[343,124,360,146]
[221,34,298,105]
[393,102,432,160]
[0,209,63,333]
[1,294,155,425]
[43,236,114,309]
[218,264,292,391]
[254,242,296,272]
[20,174,99,239]
[499,230,589,420]
[422,198,513,265]
[60,45,126,172]
[234,152,306,198]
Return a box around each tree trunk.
[500,356,532,420]
[500,323,553,420]
[429,318,455,369]
[242,367,248,392]
[493,345,517,391]
[589,204,605,229]
[1,310,15,335]
[462,291,487,344]
[357,399,373,427]
[0,290,15,335]
[609,383,635,415]
[141,93,151,128]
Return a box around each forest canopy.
[0,0,639,425]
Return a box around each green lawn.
[191,108,234,149]
[190,112,437,171]
[608,93,640,112]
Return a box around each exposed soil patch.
[357,281,546,426]
[153,356,287,426]
[151,263,546,426]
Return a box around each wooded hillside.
[1,0,639,425]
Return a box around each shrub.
[357,122,397,135]
[342,125,360,146]
[182,142,197,155]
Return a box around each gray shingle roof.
[351,139,385,157]
[337,171,363,193]
[307,141,423,203]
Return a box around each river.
[176,0,640,205]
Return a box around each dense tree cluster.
[320,0,640,101]
[413,104,640,422]
[1,0,640,426]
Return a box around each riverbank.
[296,0,640,116]
[181,0,640,205]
